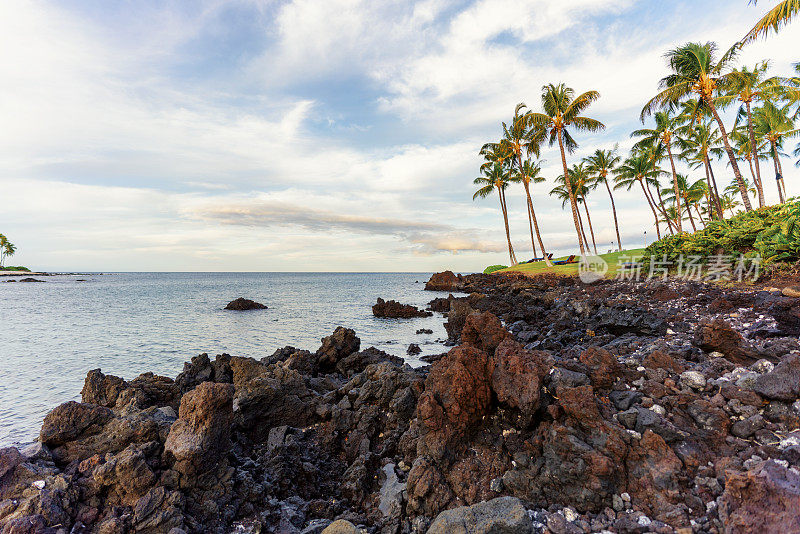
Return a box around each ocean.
[0,272,451,446]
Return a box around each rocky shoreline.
[2,271,800,533]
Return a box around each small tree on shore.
[0,234,16,268]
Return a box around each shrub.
[483,264,508,274]
[641,199,800,268]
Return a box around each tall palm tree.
[584,148,623,250]
[550,176,593,252]
[508,158,552,265]
[718,61,783,207]
[632,110,684,231]
[676,120,726,219]
[752,101,799,202]
[563,163,599,254]
[473,162,517,265]
[614,153,663,240]
[642,42,753,212]
[731,124,769,197]
[638,141,677,234]
[499,104,553,266]
[740,0,800,45]
[662,173,707,232]
[529,83,605,255]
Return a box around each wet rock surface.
[3,272,800,533]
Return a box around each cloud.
[191,198,504,254]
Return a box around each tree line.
[474,1,800,266]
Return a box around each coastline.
[1,271,799,533]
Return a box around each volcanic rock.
[163,381,234,476]
[224,297,267,310]
[372,298,432,318]
[752,352,800,400]
[693,319,761,364]
[426,496,532,534]
[424,271,463,292]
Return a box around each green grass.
[0,266,30,272]
[496,248,646,278]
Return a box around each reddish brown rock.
[718,460,800,534]
[316,326,361,370]
[164,382,234,476]
[372,298,432,318]
[491,338,551,425]
[81,370,127,407]
[424,271,463,292]
[692,319,762,364]
[460,312,509,355]
[406,458,455,516]
[416,345,494,461]
[643,350,684,374]
[579,346,622,389]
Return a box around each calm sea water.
[0,272,452,446]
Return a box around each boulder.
[491,338,551,425]
[642,350,684,373]
[752,353,800,401]
[335,347,403,376]
[692,319,761,364]
[321,519,360,534]
[224,298,267,310]
[460,312,509,355]
[718,460,800,534]
[444,298,475,342]
[426,496,532,534]
[164,382,234,475]
[416,344,494,461]
[372,298,432,318]
[579,346,621,389]
[425,271,463,292]
[81,369,127,407]
[317,327,360,371]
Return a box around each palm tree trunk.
[651,182,676,235]
[695,204,706,226]
[666,142,683,231]
[497,186,517,265]
[577,207,591,251]
[708,100,753,211]
[776,146,787,202]
[603,179,623,250]
[745,101,766,208]
[526,200,537,258]
[685,198,698,232]
[705,156,725,219]
[582,201,599,255]
[556,130,586,254]
[770,141,786,203]
[522,182,553,267]
[639,179,662,240]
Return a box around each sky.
[1,0,798,272]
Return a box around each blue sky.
[1,0,798,271]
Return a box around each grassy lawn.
[497,248,647,278]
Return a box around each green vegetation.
[472,4,799,269]
[0,266,30,272]
[483,265,508,274]
[642,200,800,268]
[0,234,17,268]
[499,249,646,278]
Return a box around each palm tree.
[752,101,799,202]
[0,234,16,268]
[642,42,753,212]
[719,61,783,207]
[662,174,707,232]
[549,174,593,252]
[584,148,623,250]
[499,104,553,266]
[614,153,663,240]
[632,110,684,231]
[474,162,517,265]
[638,141,677,234]
[508,158,553,265]
[740,0,800,45]
[676,120,726,219]
[529,83,605,255]
[731,124,770,198]
[565,163,599,254]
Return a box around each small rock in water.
[407,343,421,355]
[224,297,267,310]
[416,328,433,335]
